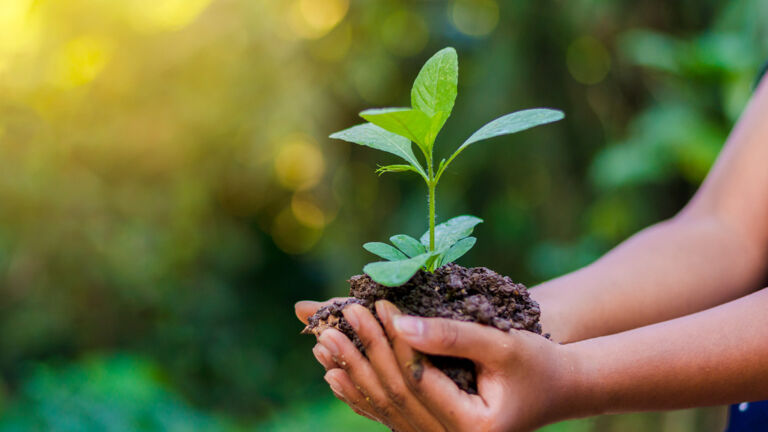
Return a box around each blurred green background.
[0,0,765,430]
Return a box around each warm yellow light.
[54,36,114,87]
[0,0,41,72]
[567,36,611,85]
[271,208,323,254]
[124,0,213,33]
[274,136,326,191]
[291,193,326,229]
[311,23,352,62]
[450,0,499,38]
[289,0,349,39]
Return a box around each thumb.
[294,297,348,325]
[391,315,510,364]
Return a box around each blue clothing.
[726,401,768,431]
[724,60,768,432]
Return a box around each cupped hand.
[302,299,587,432]
[296,298,394,424]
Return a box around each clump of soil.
[303,263,544,394]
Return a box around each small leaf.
[411,47,458,141]
[389,234,426,258]
[364,253,432,287]
[420,215,483,250]
[329,123,426,177]
[460,108,564,149]
[425,252,443,272]
[440,236,476,266]
[359,108,432,151]
[363,242,408,261]
[376,164,419,176]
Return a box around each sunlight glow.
[124,0,213,33]
[274,136,326,191]
[289,0,349,39]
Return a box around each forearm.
[532,214,767,343]
[568,286,768,415]
[532,77,768,343]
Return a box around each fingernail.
[313,344,331,364]
[319,331,341,357]
[393,315,424,338]
[374,300,392,323]
[342,306,360,330]
[324,374,343,395]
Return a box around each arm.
[534,77,768,343]
[333,290,768,432]
[571,285,768,415]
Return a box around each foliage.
[331,48,563,286]
[0,355,239,432]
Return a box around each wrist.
[554,342,608,420]
[529,288,573,343]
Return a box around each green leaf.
[411,47,458,141]
[440,236,476,266]
[363,242,408,261]
[359,108,432,151]
[375,164,420,176]
[461,108,564,148]
[329,123,426,178]
[420,215,483,250]
[425,252,443,272]
[389,234,426,258]
[364,253,432,287]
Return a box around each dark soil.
[303,263,544,394]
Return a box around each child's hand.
[315,300,588,432]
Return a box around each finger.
[391,315,509,365]
[408,360,489,431]
[312,343,338,371]
[294,297,347,324]
[318,329,417,432]
[325,369,380,422]
[377,301,486,431]
[344,304,446,432]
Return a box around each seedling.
[330,47,563,286]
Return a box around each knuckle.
[436,321,460,349]
[359,335,374,353]
[368,398,394,420]
[383,383,408,408]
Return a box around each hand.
[311,300,589,432]
[295,298,388,424]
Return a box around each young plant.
[330,47,564,286]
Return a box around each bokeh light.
[0,0,40,73]
[567,36,612,85]
[291,192,327,229]
[274,135,326,191]
[130,0,212,32]
[272,207,323,254]
[54,36,114,87]
[450,0,499,38]
[289,0,349,40]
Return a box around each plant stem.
[426,151,436,252]
[428,181,436,251]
